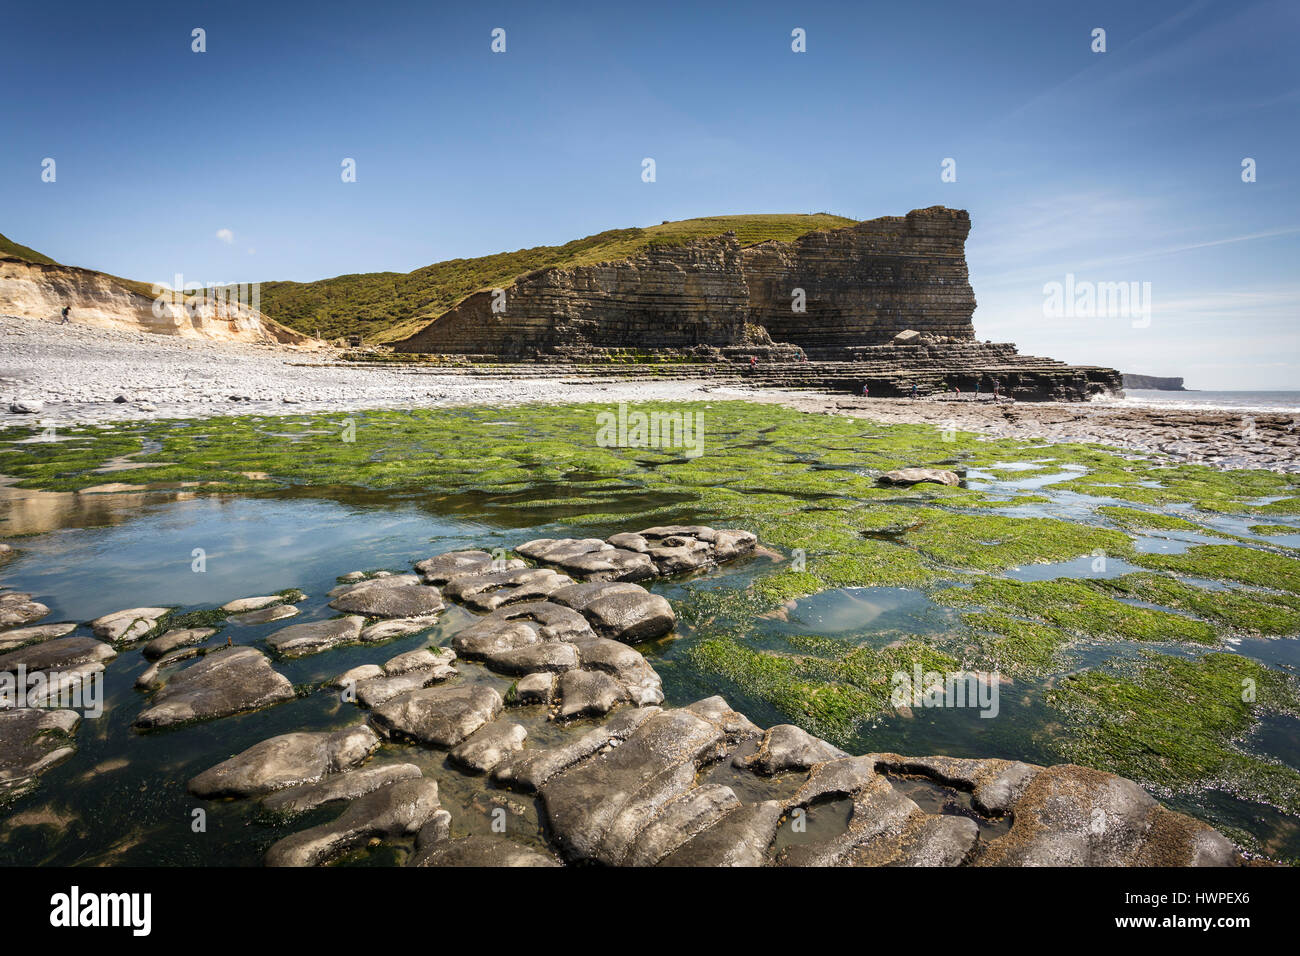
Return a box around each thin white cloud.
[215,228,235,244]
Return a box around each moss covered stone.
[1046,651,1300,815]
[936,577,1218,645]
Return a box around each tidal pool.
[1,402,1298,863]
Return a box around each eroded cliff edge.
[393,207,1122,401]
[397,206,977,357]
[0,257,309,345]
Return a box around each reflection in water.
[0,478,1297,864]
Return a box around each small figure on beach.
[749,355,757,369]
[910,383,918,400]
[975,381,981,398]
[862,383,869,397]
[60,306,70,325]
[992,378,1000,400]
[955,386,961,397]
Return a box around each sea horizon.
[1098,387,1300,414]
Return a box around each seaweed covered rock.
[87,606,169,643]
[0,708,80,802]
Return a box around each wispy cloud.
[215,228,234,244]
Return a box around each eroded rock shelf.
[391,207,1123,401]
[0,523,1245,866]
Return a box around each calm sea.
[1098,389,1300,414]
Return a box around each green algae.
[1046,651,1300,815]
[7,401,1300,841]
[901,511,1132,572]
[959,493,1052,508]
[686,632,958,745]
[1096,505,1204,532]
[952,611,1073,677]
[1055,462,1300,516]
[1093,573,1300,637]
[935,578,1218,645]
[1131,544,1300,594]
[1252,497,1300,515]
[1249,523,1299,536]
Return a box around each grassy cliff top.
[0,232,59,266]
[0,231,165,299]
[255,213,857,343]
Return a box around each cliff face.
[0,257,309,344]
[743,206,976,356]
[1122,374,1186,391]
[396,237,755,357]
[395,206,978,357]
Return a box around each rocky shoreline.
[751,392,1300,473]
[0,524,1256,866]
[1,314,1293,473]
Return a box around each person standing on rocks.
[862,383,869,398]
[992,378,1000,400]
[910,383,918,400]
[60,306,70,325]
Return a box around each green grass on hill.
[0,230,162,298]
[0,232,59,266]
[254,213,856,343]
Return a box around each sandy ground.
[2,315,1296,471]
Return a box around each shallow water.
[1,465,1298,863]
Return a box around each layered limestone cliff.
[0,257,309,344]
[395,236,759,357]
[396,207,978,358]
[744,206,977,355]
[392,206,1121,400]
[1122,373,1186,391]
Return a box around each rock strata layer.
[391,207,1122,401]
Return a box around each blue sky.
[2,0,1296,388]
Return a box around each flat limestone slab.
[540,708,726,864]
[415,550,524,584]
[142,627,218,660]
[88,606,170,643]
[188,725,381,798]
[371,683,503,748]
[220,595,287,613]
[135,647,295,729]
[0,708,80,801]
[259,763,424,817]
[0,635,116,674]
[409,834,561,867]
[0,621,77,652]
[229,604,300,626]
[0,592,50,629]
[878,467,961,487]
[266,616,365,658]
[329,584,445,618]
[550,582,675,644]
[264,777,442,867]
